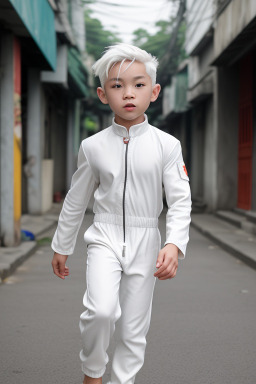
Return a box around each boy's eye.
[136,83,145,88]
[112,84,121,88]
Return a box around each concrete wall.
[0,33,15,245]
[26,72,67,214]
[185,3,219,211]
[66,100,75,191]
[198,41,214,78]
[188,90,218,211]
[187,40,214,101]
[214,0,256,60]
[190,104,205,200]
[186,0,215,54]
[41,159,54,212]
[215,65,239,209]
[27,69,44,214]
[41,44,68,85]
[50,95,68,195]
[186,0,255,213]
[252,111,256,211]
[167,115,186,144]
[163,84,172,117]
[252,56,256,210]
[71,0,85,53]
[189,65,239,211]
[203,97,217,210]
[252,112,256,211]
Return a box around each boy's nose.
[123,87,135,99]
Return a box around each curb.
[0,220,57,283]
[0,203,93,283]
[2,210,255,282]
[191,218,256,271]
[0,242,37,282]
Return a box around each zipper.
[122,136,129,257]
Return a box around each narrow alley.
[1,212,255,384]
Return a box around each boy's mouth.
[124,103,136,111]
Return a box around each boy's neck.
[114,115,146,131]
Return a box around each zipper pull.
[122,243,127,257]
[123,137,129,144]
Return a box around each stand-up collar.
[112,114,149,138]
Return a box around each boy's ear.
[150,84,161,102]
[97,87,108,104]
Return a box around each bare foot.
[83,375,102,384]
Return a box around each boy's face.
[97,61,161,130]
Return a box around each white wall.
[203,98,216,210]
[190,105,205,200]
[186,0,215,54]
[71,0,85,53]
[0,33,15,245]
[162,83,173,117]
[41,160,54,213]
[214,0,256,60]
[41,44,68,85]
[27,69,44,214]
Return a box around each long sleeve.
[51,143,96,255]
[163,141,191,259]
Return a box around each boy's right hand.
[52,252,69,279]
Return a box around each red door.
[237,54,253,210]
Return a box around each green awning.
[8,0,56,70]
[68,47,89,98]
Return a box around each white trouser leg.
[110,227,160,384]
[79,244,122,378]
[110,270,156,384]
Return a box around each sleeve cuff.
[164,241,186,259]
[51,243,73,256]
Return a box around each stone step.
[216,210,246,228]
[192,199,207,213]
[191,213,256,270]
[217,210,256,236]
[241,220,256,236]
[246,211,256,224]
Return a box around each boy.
[51,43,191,384]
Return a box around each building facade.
[163,0,256,221]
[0,0,90,246]
[186,0,217,211]
[212,0,256,214]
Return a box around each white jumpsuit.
[51,115,191,384]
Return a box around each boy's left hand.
[154,243,179,280]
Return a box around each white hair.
[92,43,159,88]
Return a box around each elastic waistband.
[94,213,158,228]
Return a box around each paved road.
[1,212,256,384]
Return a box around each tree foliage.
[84,8,121,60]
[132,5,186,87]
[132,0,186,125]
[133,21,174,59]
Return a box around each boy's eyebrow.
[108,75,146,82]
[133,76,146,80]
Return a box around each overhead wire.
[85,0,217,30]
[86,0,175,17]
[85,0,218,46]
[85,0,176,42]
